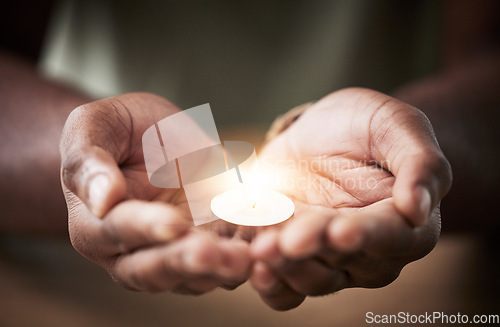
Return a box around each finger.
[278,206,332,259]
[251,228,284,263]
[112,231,251,292]
[250,261,305,311]
[67,200,191,261]
[254,229,347,296]
[173,237,253,294]
[392,154,450,226]
[100,200,192,254]
[217,239,254,289]
[370,98,452,226]
[61,145,127,218]
[327,199,415,255]
[113,239,217,293]
[266,249,347,296]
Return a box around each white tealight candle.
[211,187,295,226]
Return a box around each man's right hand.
[60,93,251,294]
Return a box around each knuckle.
[62,98,128,160]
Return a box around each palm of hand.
[260,95,394,216]
[249,90,444,311]
[120,156,190,214]
[62,93,252,294]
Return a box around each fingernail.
[416,186,432,226]
[88,174,109,217]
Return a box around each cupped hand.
[60,93,251,294]
[250,88,452,310]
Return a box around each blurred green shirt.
[40,0,440,126]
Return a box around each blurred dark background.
[1,0,499,326]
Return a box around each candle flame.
[252,202,256,208]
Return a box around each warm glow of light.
[211,187,295,226]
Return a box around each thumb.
[61,145,127,218]
[370,98,452,226]
[391,152,451,227]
